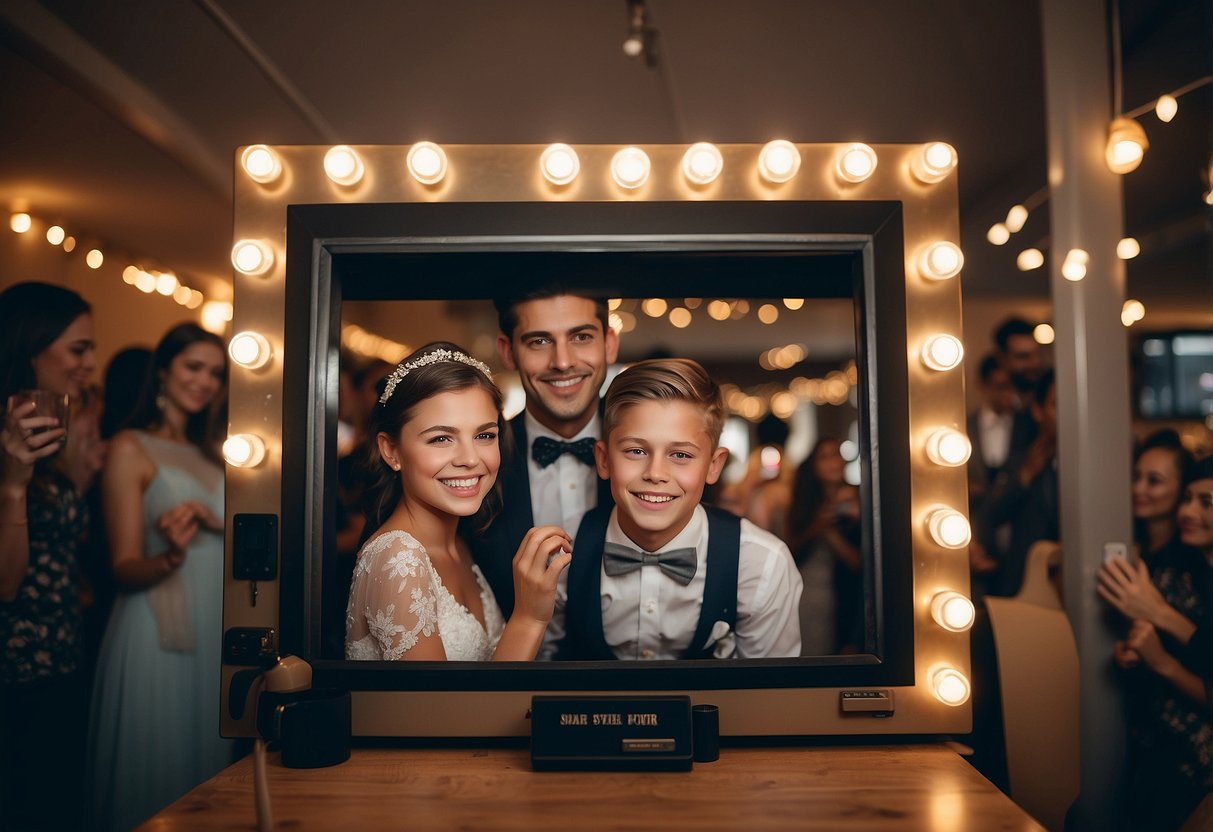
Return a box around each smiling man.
[466,288,619,620]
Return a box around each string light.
[1121,299,1145,327]
[1116,237,1140,259]
[1005,204,1028,233]
[1105,118,1148,174]
[1016,248,1045,271]
[1155,95,1178,122]
[1034,324,1056,345]
[986,223,1010,246]
[10,213,31,233]
[85,249,104,269]
[1061,248,1089,281]
[46,225,65,246]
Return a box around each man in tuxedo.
[468,288,619,618]
[993,316,1044,410]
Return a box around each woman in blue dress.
[87,323,233,831]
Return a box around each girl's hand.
[156,501,205,563]
[2,398,65,487]
[510,525,573,626]
[1112,638,1140,670]
[1125,619,1168,672]
[1097,557,1166,623]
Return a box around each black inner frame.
[279,200,914,692]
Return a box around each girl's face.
[812,441,845,486]
[31,313,96,398]
[1178,478,1213,554]
[1131,447,1183,522]
[161,342,226,416]
[379,386,501,520]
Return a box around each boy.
[552,358,802,660]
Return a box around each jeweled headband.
[378,349,493,404]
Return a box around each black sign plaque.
[531,695,693,771]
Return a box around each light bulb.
[1105,118,1148,174]
[1005,204,1028,233]
[911,142,957,184]
[229,331,272,369]
[223,434,267,468]
[231,240,273,276]
[540,143,579,186]
[611,147,651,189]
[642,298,668,317]
[986,223,1010,246]
[407,141,448,185]
[783,298,804,310]
[836,143,877,183]
[932,668,971,706]
[324,145,364,186]
[186,290,204,310]
[62,236,76,252]
[926,507,971,549]
[758,303,779,324]
[1016,248,1045,271]
[925,428,971,467]
[1121,299,1145,327]
[919,242,964,280]
[155,273,178,296]
[9,213,31,233]
[758,140,800,184]
[200,301,233,334]
[1116,237,1140,259]
[1034,323,1055,345]
[931,591,976,632]
[1062,248,1088,281]
[921,334,964,371]
[85,249,104,269]
[668,307,692,328]
[241,145,282,184]
[681,142,723,185]
[135,272,156,293]
[122,265,139,285]
[1155,94,1177,123]
[173,285,192,305]
[46,226,65,246]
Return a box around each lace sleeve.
[347,532,444,660]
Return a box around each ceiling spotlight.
[1105,117,1148,174]
[682,142,723,185]
[611,147,651,189]
[910,142,957,184]
[407,141,448,185]
[540,143,580,186]
[758,140,801,184]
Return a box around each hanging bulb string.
[1121,75,1212,120]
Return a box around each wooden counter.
[141,744,1042,831]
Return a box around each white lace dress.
[345,530,505,661]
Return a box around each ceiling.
[0,0,1209,318]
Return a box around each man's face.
[498,295,619,438]
[1003,333,1042,392]
[981,367,1017,414]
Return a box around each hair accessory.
[379,349,493,404]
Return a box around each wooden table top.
[141,744,1042,831]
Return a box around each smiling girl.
[346,342,571,662]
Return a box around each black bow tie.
[602,542,698,586]
[532,435,597,468]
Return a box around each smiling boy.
[553,358,802,660]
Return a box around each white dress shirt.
[978,405,1014,469]
[542,504,802,661]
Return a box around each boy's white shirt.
[538,504,803,660]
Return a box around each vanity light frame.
[223,143,971,739]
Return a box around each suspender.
[559,506,742,661]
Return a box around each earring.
[155,389,167,412]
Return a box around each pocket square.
[704,620,736,659]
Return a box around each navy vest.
[556,504,741,661]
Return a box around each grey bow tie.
[602,542,698,586]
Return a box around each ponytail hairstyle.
[362,341,509,540]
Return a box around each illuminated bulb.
[241,145,282,183]
[924,428,971,467]
[919,242,963,280]
[1034,323,1055,345]
[324,145,364,186]
[122,265,139,285]
[920,334,964,371]
[186,290,204,310]
[1121,299,1145,327]
[10,213,31,233]
[135,272,156,293]
[757,140,800,184]
[932,668,971,706]
[1205,190,1213,206]
[757,303,779,324]
[910,142,957,184]
[85,249,104,269]
[1061,248,1088,281]
[407,141,448,185]
[1116,237,1140,259]
[1155,94,1177,123]
[63,236,76,252]
[681,142,723,185]
[229,331,272,369]
[707,300,731,321]
[173,285,192,305]
[155,273,178,296]
[1013,249,1042,271]
[200,301,233,334]
[223,434,267,468]
[1005,204,1028,233]
[608,298,622,310]
[540,143,579,186]
[642,298,668,317]
[46,226,65,246]
[986,223,1010,246]
[931,591,976,633]
[231,240,274,276]
[926,507,971,549]
[783,298,804,310]
[611,147,651,189]
[668,307,692,329]
[1105,118,1148,174]
[836,143,877,183]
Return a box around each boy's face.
[595,400,728,553]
